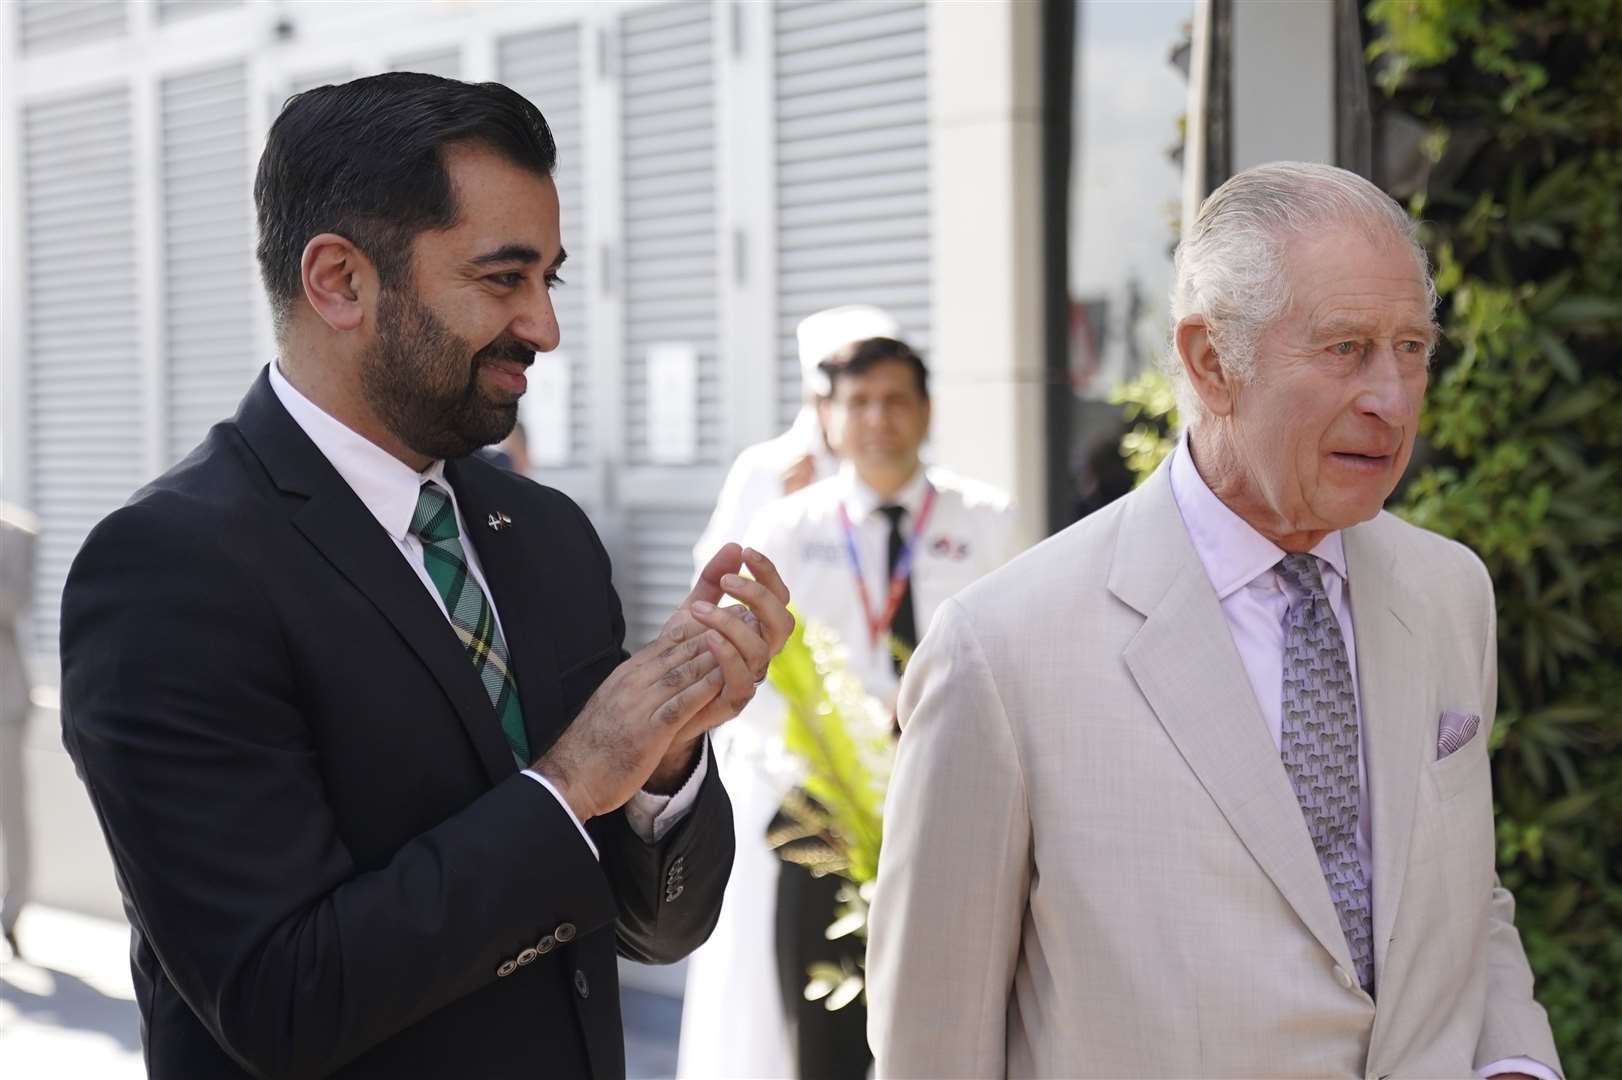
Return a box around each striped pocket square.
[1437,710,1481,760]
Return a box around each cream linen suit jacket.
[866,461,1559,1079]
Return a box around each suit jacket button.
[497,960,518,977]
[536,934,557,955]
[516,948,538,966]
[1333,965,1354,990]
[555,922,577,944]
[574,969,590,999]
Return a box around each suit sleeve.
[60,501,620,1080]
[565,493,736,965]
[867,597,1030,1078]
[1466,549,1563,1073]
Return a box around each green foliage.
[766,612,897,1009]
[1369,3,1622,1072]
[1110,368,1180,482]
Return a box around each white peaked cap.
[796,305,902,395]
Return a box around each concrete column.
[927,0,1048,548]
[1231,0,1335,170]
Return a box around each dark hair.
[821,336,929,400]
[253,72,556,335]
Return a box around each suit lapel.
[233,369,515,786]
[1113,464,1356,973]
[444,458,568,759]
[1342,519,1424,983]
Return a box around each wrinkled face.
[1226,226,1434,536]
[827,358,931,473]
[360,144,564,461]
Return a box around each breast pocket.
[1427,718,1497,917]
[1429,718,1489,803]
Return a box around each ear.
[300,233,375,334]
[1175,314,1237,419]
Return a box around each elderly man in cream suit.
[867,163,1561,1079]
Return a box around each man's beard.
[359,285,532,462]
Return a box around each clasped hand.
[536,543,792,821]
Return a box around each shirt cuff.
[521,769,600,861]
[624,738,710,844]
[1480,1056,1561,1080]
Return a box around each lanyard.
[836,485,938,649]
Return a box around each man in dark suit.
[59,73,792,1079]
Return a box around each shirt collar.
[839,461,931,526]
[1168,431,1347,600]
[268,360,447,543]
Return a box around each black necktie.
[879,504,917,675]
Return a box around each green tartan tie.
[409,482,529,766]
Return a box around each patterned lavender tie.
[1277,552,1374,994]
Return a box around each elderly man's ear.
[1176,315,1237,419]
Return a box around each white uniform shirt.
[744,462,1021,708]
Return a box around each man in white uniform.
[691,305,899,577]
[676,336,1019,1079]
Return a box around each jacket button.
[665,883,685,902]
[516,947,538,966]
[536,934,557,955]
[1333,965,1354,991]
[555,922,577,944]
[497,960,518,977]
[574,969,590,999]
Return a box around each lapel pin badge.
[487,511,513,531]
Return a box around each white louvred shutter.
[499,23,591,465]
[624,509,711,648]
[22,87,144,669]
[17,0,126,53]
[773,0,931,423]
[620,0,721,466]
[389,48,461,78]
[155,0,242,22]
[162,61,256,463]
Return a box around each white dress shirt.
[269,362,705,856]
[744,461,1020,707]
[1169,434,1556,1080]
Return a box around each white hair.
[1163,161,1437,423]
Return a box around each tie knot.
[879,504,907,529]
[1276,552,1327,600]
[409,482,459,544]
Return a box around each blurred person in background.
[691,305,899,577]
[865,163,1558,1080]
[0,499,38,958]
[476,420,531,476]
[677,335,1019,1080]
[56,73,795,1079]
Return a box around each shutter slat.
[500,22,591,465]
[23,86,143,668]
[625,510,710,647]
[773,0,932,422]
[162,63,256,465]
[19,0,127,52]
[621,3,719,466]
